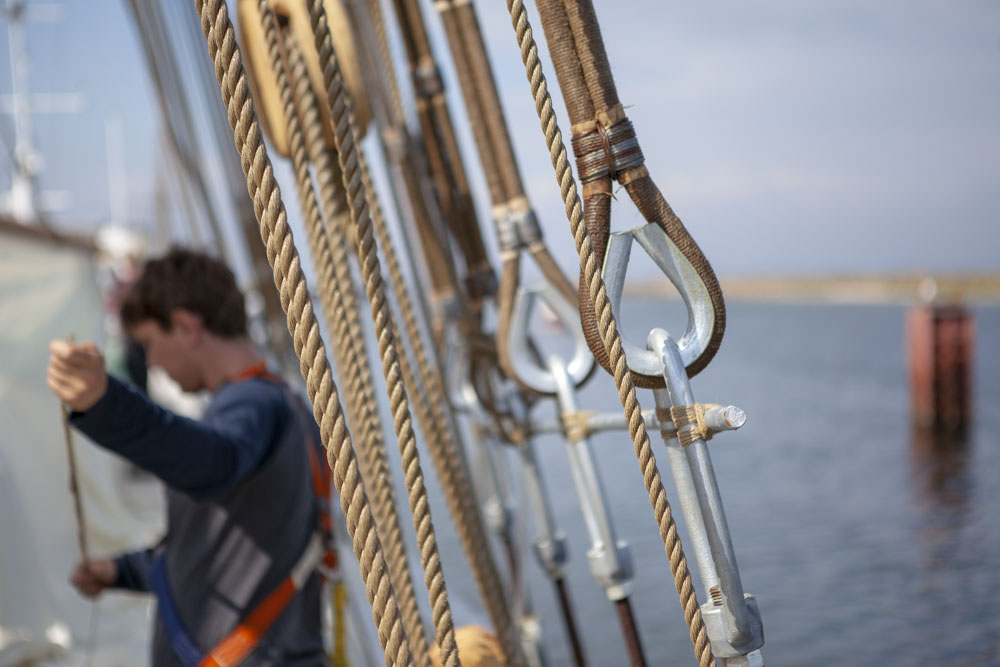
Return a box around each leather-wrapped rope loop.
[571,116,643,183]
[504,0,715,662]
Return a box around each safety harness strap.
[201,535,325,667]
[151,555,203,667]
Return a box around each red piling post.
[907,303,974,431]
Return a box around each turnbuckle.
[600,222,764,661]
[548,355,634,601]
[649,329,764,660]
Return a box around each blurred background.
[1,0,997,665]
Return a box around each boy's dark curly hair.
[120,247,247,338]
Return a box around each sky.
[1,0,998,278]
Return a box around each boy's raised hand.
[47,341,108,412]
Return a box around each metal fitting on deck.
[532,531,568,580]
[586,541,634,601]
[701,594,765,658]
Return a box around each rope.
[261,12,433,665]
[358,133,529,667]
[300,2,461,664]
[192,2,411,664]
[60,372,101,667]
[288,42,434,667]
[343,3,527,657]
[292,5,525,661]
[389,0,496,305]
[502,2,713,664]
[360,0,463,349]
[60,401,89,564]
[533,0,726,388]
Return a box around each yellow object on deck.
[432,626,506,667]
[331,579,348,667]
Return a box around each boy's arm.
[113,546,158,592]
[69,375,282,500]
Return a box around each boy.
[48,248,327,666]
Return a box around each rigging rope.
[388,0,496,310]
[192,1,412,663]
[534,0,725,388]
[357,0,464,350]
[257,9,433,664]
[295,3,528,661]
[61,405,89,565]
[431,0,579,400]
[502,1,713,664]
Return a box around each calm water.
[415,301,1000,666]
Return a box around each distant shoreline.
[624,274,1000,305]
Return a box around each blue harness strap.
[151,554,205,667]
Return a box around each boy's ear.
[169,309,204,339]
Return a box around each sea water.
[418,301,1000,666]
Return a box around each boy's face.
[129,314,202,392]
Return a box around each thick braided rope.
[264,14,433,665]
[302,1,460,663]
[192,2,411,664]
[503,2,713,665]
[314,2,518,655]
[327,2,519,653]
[357,148,528,667]
[355,5,526,657]
[285,38,435,667]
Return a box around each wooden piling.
[907,304,974,431]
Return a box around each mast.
[1,0,82,225]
